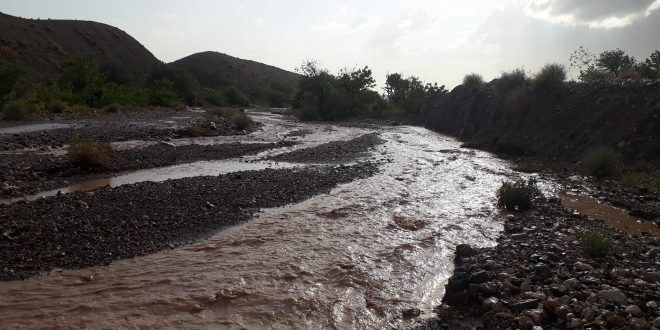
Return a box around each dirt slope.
[0,12,160,82]
[169,51,300,94]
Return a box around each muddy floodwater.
[0,112,519,329]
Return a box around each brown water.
[0,112,518,329]
[561,193,660,237]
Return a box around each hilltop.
[169,51,300,99]
[0,13,160,82]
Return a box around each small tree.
[637,50,660,79]
[596,48,636,76]
[462,73,484,90]
[534,63,567,90]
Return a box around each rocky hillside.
[0,12,160,82]
[169,51,300,95]
[423,80,660,164]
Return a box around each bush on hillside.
[68,140,113,169]
[494,68,527,96]
[497,178,542,211]
[221,86,250,107]
[534,63,566,90]
[47,100,67,113]
[103,103,122,113]
[462,73,484,91]
[506,86,531,115]
[1,100,30,121]
[583,147,623,179]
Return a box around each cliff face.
[424,80,660,163]
[0,13,160,82]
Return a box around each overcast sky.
[3,0,659,87]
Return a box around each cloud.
[526,0,660,28]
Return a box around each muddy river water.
[0,111,643,329]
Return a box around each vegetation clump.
[47,100,67,113]
[68,140,113,169]
[534,63,566,90]
[494,68,527,96]
[496,178,542,211]
[462,73,484,91]
[577,230,613,258]
[208,107,255,130]
[505,86,531,115]
[583,147,623,179]
[1,100,31,121]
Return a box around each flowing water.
[0,112,520,329]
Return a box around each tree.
[384,73,446,113]
[595,48,636,75]
[637,50,660,79]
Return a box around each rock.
[597,289,628,305]
[523,309,544,324]
[469,271,490,284]
[639,271,660,283]
[574,261,594,271]
[523,291,547,301]
[554,305,571,318]
[76,200,89,209]
[517,316,535,330]
[456,244,476,258]
[563,278,581,289]
[581,307,597,322]
[534,263,552,281]
[605,314,626,328]
[482,297,500,312]
[625,305,642,316]
[646,301,658,310]
[513,299,540,312]
[654,317,660,328]
[402,308,421,318]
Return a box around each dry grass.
[68,140,113,169]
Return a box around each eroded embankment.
[424,79,660,163]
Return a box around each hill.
[0,12,160,82]
[169,51,300,98]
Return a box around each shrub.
[1,100,30,121]
[462,73,484,91]
[497,178,542,211]
[494,68,527,96]
[232,112,255,130]
[68,141,113,169]
[577,230,613,258]
[103,103,122,113]
[47,100,67,113]
[222,86,250,107]
[267,90,287,108]
[206,89,227,106]
[583,147,623,179]
[534,63,566,90]
[506,86,531,114]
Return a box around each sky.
[2,0,660,88]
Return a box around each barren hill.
[0,12,160,82]
[169,51,300,95]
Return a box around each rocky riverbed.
[417,197,660,330]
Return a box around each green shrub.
[462,73,484,91]
[47,100,67,113]
[222,86,250,107]
[103,103,122,113]
[506,86,530,114]
[577,230,613,258]
[2,100,30,121]
[207,107,240,118]
[267,90,287,108]
[496,178,542,211]
[232,112,255,130]
[68,140,113,169]
[534,63,566,90]
[494,68,527,96]
[206,89,227,106]
[583,147,623,179]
